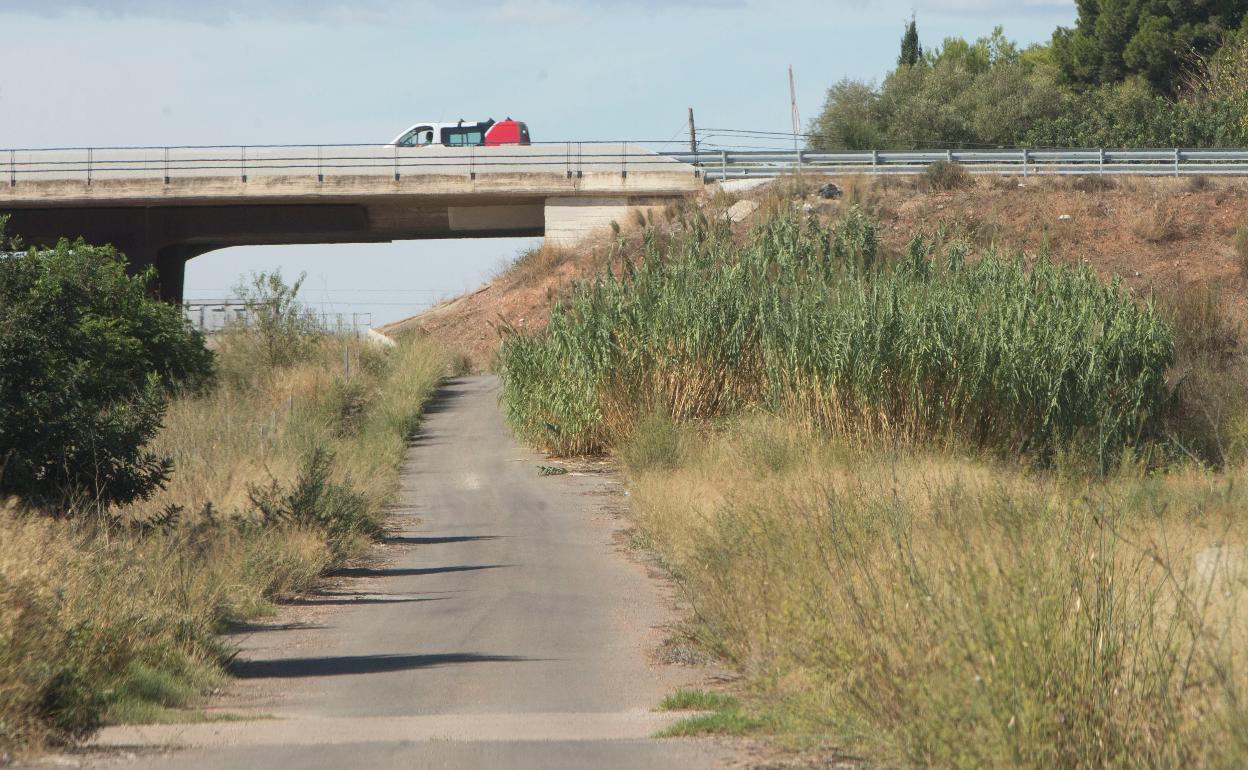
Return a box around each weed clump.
[922,160,971,191]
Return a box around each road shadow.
[330,564,510,579]
[279,595,450,607]
[383,535,502,546]
[230,652,532,679]
[418,381,472,416]
[225,620,328,634]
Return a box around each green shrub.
[247,448,379,560]
[0,223,214,512]
[215,270,322,379]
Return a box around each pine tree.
[899,17,922,67]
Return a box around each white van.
[391,118,531,147]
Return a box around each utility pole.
[688,107,697,153]
[789,66,802,177]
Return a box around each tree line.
[811,2,1248,149]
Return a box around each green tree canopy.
[1053,0,1248,95]
[0,224,214,512]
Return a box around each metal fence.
[9,142,1248,185]
[669,148,1248,180]
[183,301,373,335]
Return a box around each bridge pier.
[127,243,214,304]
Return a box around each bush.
[216,270,322,376]
[0,225,214,512]
[248,448,379,560]
[922,160,971,191]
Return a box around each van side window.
[445,128,484,146]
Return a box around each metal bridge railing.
[9,142,1248,185]
[0,141,698,185]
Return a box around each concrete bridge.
[0,143,701,301]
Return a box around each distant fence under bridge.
[184,301,374,335]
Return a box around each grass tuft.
[658,688,740,712]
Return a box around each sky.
[0,0,1076,325]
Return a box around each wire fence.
[183,301,374,334]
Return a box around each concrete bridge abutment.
[542,196,668,247]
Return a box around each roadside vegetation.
[0,230,444,754]
[497,200,1248,768]
[811,6,1248,150]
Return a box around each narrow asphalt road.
[88,376,726,769]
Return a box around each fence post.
[469,143,476,180]
[164,147,170,185]
[566,141,572,179]
[8,149,14,187]
[393,144,400,181]
[577,142,583,178]
[317,146,323,183]
[240,146,247,183]
[86,148,92,186]
[621,142,628,178]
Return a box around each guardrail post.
[240,146,247,183]
[163,147,170,185]
[872,149,879,176]
[1174,148,1181,177]
[1099,148,1105,175]
[1022,148,1029,178]
[946,149,953,164]
[86,148,92,186]
[720,150,727,181]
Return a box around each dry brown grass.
[0,333,446,755]
[1131,197,1183,244]
[626,415,1248,768]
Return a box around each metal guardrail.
[669,148,1248,180]
[8,142,1248,185]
